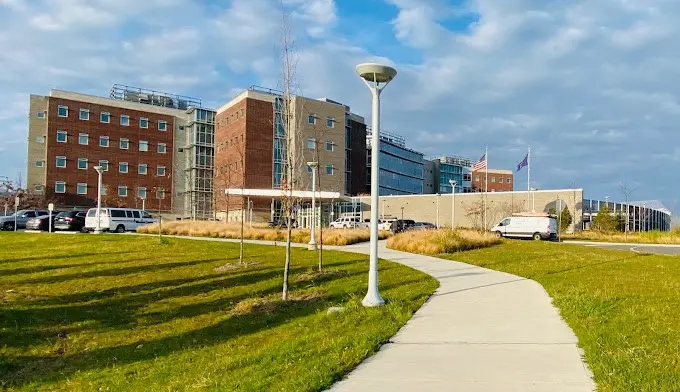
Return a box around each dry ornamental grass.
[386,228,501,255]
[137,221,391,246]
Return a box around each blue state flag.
[517,154,528,172]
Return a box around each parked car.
[84,208,157,233]
[54,210,87,231]
[379,218,397,231]
[390,219,416,234]
[491,215,557,241]
[25,213,64,231]
[329,216,361,229]
[0,209,50,230]
[407,222,437,231]
[268,218,298,228]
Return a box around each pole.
[365,80,384,307]
[94,168,103,234]
[308,164,317,250]
[483,146,488,229]
[249,198,253,228]
[14,204,17,231]
[450,182,456,229]
[557,199,561,242]
[527,145,531,211]
[48,210,52,233]
[436,194,440,228]
[142,198,145,212]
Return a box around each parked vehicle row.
[0,209,50,231]
[84,208,157,233]
[0,207,157,233]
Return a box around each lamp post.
[307,161,318,251]
[93,166,104,234]
[140,196,146,212]
[356,62,397,307]
[530,187,537,212]
[449,179,457,229]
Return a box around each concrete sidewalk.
[331,242,595,392]
[132,234,595,391]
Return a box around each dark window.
[132,211,140,218]
[24,211,36,218]
[110,210,126,218]
[142,212,152,218]
[125,211,133,218]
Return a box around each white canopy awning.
[224,188,347,201]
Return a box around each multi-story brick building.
[213,86,367,221]
[26,87,215,217]
[472,168,514,192]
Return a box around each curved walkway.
[136,235,595,391]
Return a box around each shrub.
[386,229,501,255]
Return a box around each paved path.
[132,234,596,391]
[565,240,680,255]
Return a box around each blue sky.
[0,0,679,212]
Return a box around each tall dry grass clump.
[387,229,501,255]
[137,221,390,246]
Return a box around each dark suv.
[390,219,416,234]
[54,210,87,231]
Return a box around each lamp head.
[307,162,318,168]
[93,166,103,173]
[356,63,397,84]
[449,179,457,186]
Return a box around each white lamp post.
[93,165,104,234]
[530,187,537,212]
[356,62,397,307]
[449,179,457,228]
[307,161,318,250]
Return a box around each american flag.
[472,153,487,171]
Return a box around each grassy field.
[445,241,680,392]
[386,228,501,254]
[137,221,391,246]
[568,229,680,245]
[0,233,437,391]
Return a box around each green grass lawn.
[444,241,680,392]
[0,233,437,392]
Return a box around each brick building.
[471,169,514,192]
[26,87,215,217]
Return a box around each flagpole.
[484,146,488,229]
[527,145,531,212]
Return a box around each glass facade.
[368,137,424,195]
[184,108,215,219]
[273,97,287,189]
[436,157,473,194]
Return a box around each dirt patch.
[231,292,322,316]
[295,269,347,283]
[214,262,262,273]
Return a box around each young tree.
[592,205,618,232]
[618,181,635,238]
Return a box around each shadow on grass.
[1,251,134,264]
[0,296,327,389]
[0,258,154,277]
[544,254,643,276]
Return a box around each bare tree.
[618,181,635,239]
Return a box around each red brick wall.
[472,169,514,192]
[45,97,175,210]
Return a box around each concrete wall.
[357,188,584,232]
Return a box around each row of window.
[52,106,167,130]
[48,157,166,176]
[306,138,335,151]
[307,164,335,175]
[308,114,335,128]
[53,181,164,199]
[474,176,512,184]
[41,131,167,153]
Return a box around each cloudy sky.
[1,0,678,210]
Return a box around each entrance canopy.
[224,188,347,202]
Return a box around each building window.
[119,162,128,174]
[157,166,166,176]
[139,140,148,152]
[118,186,128,197]
[120,114,130,126]
[35,160,44,168]
[57,105,68,117]
[474,176,480,181]
[99,160,108,171]
[36,136,45,144]
[137,187,147,199]
[79,108,89,121]
[99,136,109,147]
[120,138,129,149]
[491,177,496,183]
[55,181,66,193]
[306,138,316,149]
[56,130,67,143]
[77,183,87,195]
[326,140,335,151]
[100,112,110,123]
[308,113,316,125]
[140,117,148,128]
[327,116,334,127]
[507,178,512,183]
[156,188,165,199]
[157,143,166,154]
[78,133,88,145]
[158,120,167,131]
[138,164,147,175]
[55,156,66,168]
[326,164,334,175]
[78,158,88,170]
[36,111,45,119]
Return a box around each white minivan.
[491,215,557,241]
[84,208,158,233]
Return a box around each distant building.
[366,130,424,195]
[472,168,513,192]
[423,160,436,194]
[430,156,473,194]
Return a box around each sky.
[0,0,678,212]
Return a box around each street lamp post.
[307,162,318,251]
[356,62,397,307]
[449,180,457,229]
[530,187,537,212]
[93,166,104,234]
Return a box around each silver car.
[0,209,50,231]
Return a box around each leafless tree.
[618,181,635,238]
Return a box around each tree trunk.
[282,203,292,300]
[240,196,245,266]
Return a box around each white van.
[491,215,557,241]
[84,208,158,233]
